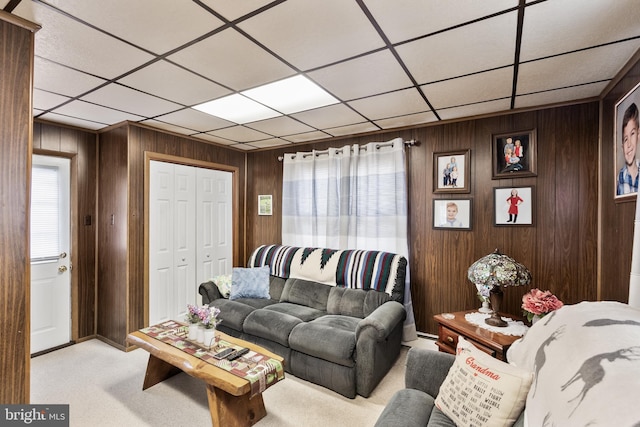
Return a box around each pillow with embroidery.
[435,337,533,427]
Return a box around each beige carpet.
[30,338,436,427]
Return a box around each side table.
[434,310,525,362]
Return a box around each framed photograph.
[433,149,470,193]
[258,194,272,216]
[494,186,535,226]
[491,129,537,179]
[614,80,640,201]
[433,199,472,230]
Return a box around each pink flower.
[522,288,563,319]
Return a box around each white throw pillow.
[506,301,640,427]
[435,337,533,427]
[211,274,232,298]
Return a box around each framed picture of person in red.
[494,186,535,226]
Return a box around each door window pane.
[31,165,60,260]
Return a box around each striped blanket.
[247,244,406,298]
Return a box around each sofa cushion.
[507,301,640,427]
[269,275,286,301]
[435,337,532,427]
[289,315,359,367]
[374,388,436,427]
[280,278,331,311]
[209,299,264,332]
[263,302,326,322]
[364,289,392,316]
[243,308,303,347]
[327,287,366,318]
[230,266,270,300]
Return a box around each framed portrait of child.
[614,81,640,201]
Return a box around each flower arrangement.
[185,304,200,324]
[185,304,222,329]
[521,288,563,322]
[197,305,221,329]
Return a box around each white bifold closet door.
[149,161,232,325]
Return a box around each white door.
[196,168,233,298]
[149,161,197,325]
[30,155,71,354]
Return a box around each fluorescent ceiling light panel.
[243,75,339,114]
[193,93,281,124]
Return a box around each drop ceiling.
[4,0,640,151]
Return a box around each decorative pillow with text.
[435,337,533,427]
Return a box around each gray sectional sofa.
[198,245,408,398]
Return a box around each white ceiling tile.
[374,112,437,129]
[168,28,295,91]
[152,108,234,133]
[13,2,154,79]
[365,0,518,44]
[282,131,333,143]
[308,50,413,101]
[521,0,640,61]
[326,122,383,137]
[518,42,640,95]
[42,0,224,54]
[422,68,513,109]
[54,100,145,125]
[245,116,315,136]
[249,138,292,149]
[198,0,275,21]
[33,90,70,111]
[397,11,518,84]
[34,57,107,98]
[348,88,429,121]
[238,0,385,71]
[138,120,195,136]
[38,112,105,130]
[291,104,367,129]
[514,82,610,110]
[198,133,236,146]
[81,84,182,118]
[118,60,232,106]
[436,99,512,121]
[207,126,272,143]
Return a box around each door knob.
[58,265,68,273]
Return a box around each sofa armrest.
[355,301,405,341]
[405,347,455,398]
[198,280,222,305]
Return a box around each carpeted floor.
[30,337,436,427]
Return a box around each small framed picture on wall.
[491,129,537,179]
[433,199,472,230]
[433,149,470,193]
[494,186,535,226]
[614,80,640,201]
[258,195,272,215]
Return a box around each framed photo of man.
[491,129,537,179]
[614,81,640,201]
[433,149,470,193]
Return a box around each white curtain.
[282,138,418,341]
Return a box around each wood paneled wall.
[0,12,37,404]
[601,55,640,302]
[33,121,98,340]
[97,123,247,347]
[246,102,601,334]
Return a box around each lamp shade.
[467,249,531,288]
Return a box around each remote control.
[227,348,249,361]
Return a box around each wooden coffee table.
[126,329,284,427]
